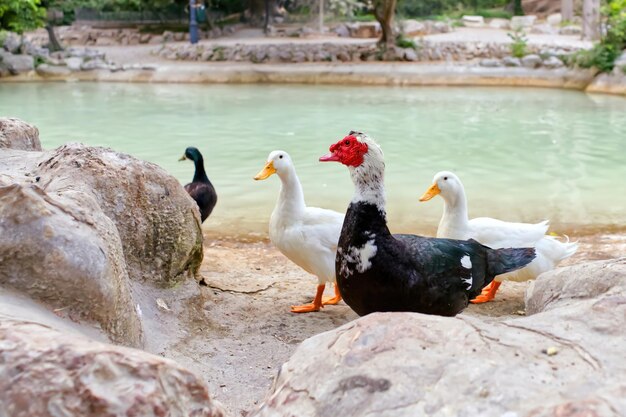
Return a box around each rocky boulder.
[32,143,204,286]
[0,316,226,417]
[0,51,34,75]
[0,177,142,347]
[0,118,42,151]
[251,259,626,417]
[526,258,626,314]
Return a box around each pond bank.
[3,61,625,97]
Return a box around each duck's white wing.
[467,218,549,249]
[276,207,344,283]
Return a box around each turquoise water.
[1,82,625,234]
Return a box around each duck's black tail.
[486,247,536,277]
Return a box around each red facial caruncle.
[319,135,368,167]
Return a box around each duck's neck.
[192,155,210,184]
[439,189,470,238]
[349,153,386,221]
[276,166,306,217]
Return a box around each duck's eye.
[344,140,350,146]
[279,155,283,159]
[444,177,448,180]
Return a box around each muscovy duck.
[179,147,217,223]
[419,171,577,303]
[319,131,535,317]
[254,150,343,313]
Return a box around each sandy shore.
[138,227,626,416]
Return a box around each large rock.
[526,259,626,314]
[2,32,22,53]
[32,143,204,286]
[0,178,142,346]
[0,118,42,151]
[0,317,226,417]
[0,51,34,75]
[401,19,426,36]
[251,259,626,417]
[511,15,537,29]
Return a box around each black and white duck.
[319,131,536,317]
[179,147,217,223]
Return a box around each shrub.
[507,28,528,58]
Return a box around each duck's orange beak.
[254,161,276,180]
[178,155,187,161]
[419,183,441,202]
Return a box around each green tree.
[0,0,46,33]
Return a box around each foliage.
[395,33,416,48]
[0,0,46,33]
[568,0,626,72]
[329,0,365,18]
[397,0,508,19]
[507,28,527,58]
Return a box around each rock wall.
[154,41,584,64]
[0,316,226,417]
[0,118,41,150]
[251,259,626,417]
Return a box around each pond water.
[2,82,625,235]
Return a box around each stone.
[0,177,142,346]
[140,33,152,43]
[174,32,185,42]
[0,52,34,75]
[543,55,564,68]
[349,22,381,38]
[531,23,557,34]
[149,35,164,44]
[522,53,542,68]
[333,24,350,38]
[401,19,426,36]
[488,18,510,29]
[95,37,116,46]
[480,58,502,67]
[36,63,72,77]
[560,25,582,35]
[0,317,226,417]
[65,56,83,71]
[526,259,626,314]
[462,15,485,28]
[2,32,22,53]
[81,58,110,70]
[0,118,41,151]
[547,13,562,26]
[432,21,451,33]
[32,143,203,287]
[251,260,626,417]
[502,56,521,66]
[511,15,537,30]
[404,48,418,61]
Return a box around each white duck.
[419,171,578,303]
[254,150,344,313]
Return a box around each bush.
[397,0,508,19]
[507,28,528,58]
[569,0,625,72]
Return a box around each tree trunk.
[248,0,277,27]
[45,24,63,52]
[373,0,397,48]
[561,0,574,21]
[582,0,601,40]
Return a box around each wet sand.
[135,227,626,416]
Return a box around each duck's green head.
[179,147,202,162]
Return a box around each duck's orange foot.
[290,303,322,313]
[290,284,325,313]
[470,281,502,304]
[322,284,342,306]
